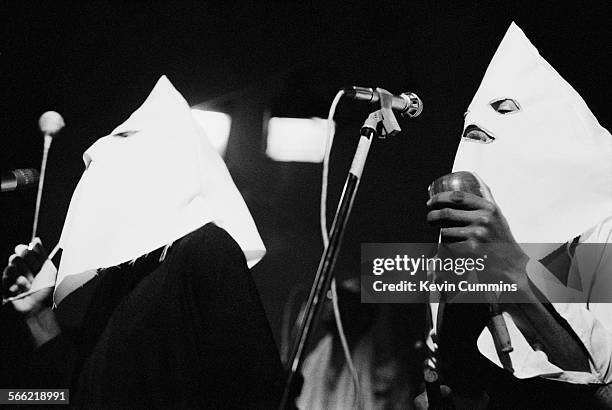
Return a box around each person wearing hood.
[2,76,283,408]
[420,23,612,409]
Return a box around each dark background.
[1,0,610,349]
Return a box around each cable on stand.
[279,88,419,409]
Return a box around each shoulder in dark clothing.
[71,223,283,409]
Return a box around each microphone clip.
[361,88,402,138]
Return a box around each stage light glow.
[191,109,232,156]
[266,117,333,163]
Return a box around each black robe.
[23,223,284,409]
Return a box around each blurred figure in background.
[297,278,424,409]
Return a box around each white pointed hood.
[453,23,612,255]
[54,76,266,304]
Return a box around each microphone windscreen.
[39,111,65,136]
[428,171,483,198]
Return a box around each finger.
[30,238,49,260]
[439,228,487,248]
[3,261,34,296]
[15,276,31,292]
[9,284,19,294]
[2,254,21,292]
[8,256,34,281]
[438,239,482,258]
[3,263,20,286]
[427,191,494,212]
[14,244,28,256]
[2,264,19,296]
[427,208,485,227]
[22,247,45,273]
[440,227,471,240]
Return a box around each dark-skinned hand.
[2,238,55,316]
[426,183,529,290]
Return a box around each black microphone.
[1,168,40,193]
[344,86,423,117]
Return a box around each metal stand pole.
[279,87,418,409]
[279,115,380,409]
[32,135,52,240]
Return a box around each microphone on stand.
[32,111,65,240]
[1,168,40,192]
[343,86,423,118]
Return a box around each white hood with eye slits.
[53,76,266,305]
[452,23,612,253]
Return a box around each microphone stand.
[32,111,64,241]
[279,90,405,410]
[32,134,52,240]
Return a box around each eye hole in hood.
[490,98,521,114]
[462,124,495,144]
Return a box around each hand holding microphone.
[2,238,61,347]
[1,112,64,349]
[2,238,57,313]
[427,171,528,373]
[2,111,64,309]
[426,172,529,287]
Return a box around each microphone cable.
[320,89,363,410]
